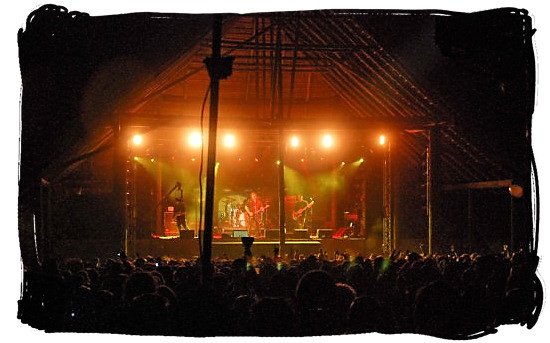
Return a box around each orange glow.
[321,134,334,148]
[290,136,300,147]
[224,134,236,147]
[188,131,202,147]
[132,134,143,146]
[379,134,387,146]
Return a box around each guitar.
[292,201,314,220]
[246,204,270,218]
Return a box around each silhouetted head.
[295,269,337,312]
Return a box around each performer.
[174,183,189,233]
[245,192,268,237]
[292,195,314,231]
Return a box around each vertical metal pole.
[331,166,337,231]
[467,189,472,252]
[113,120,127,255]
[278,138,286,255]
[202,14,223,286]
[128,157,137,257]
[382,139,392,256]
[155,161,163,236]
[360,177,367,237]
[427,137,433,256]
[124,157,132,256]
[47,182,52,258]
[510,196,514,252]
[38,181,45,263]
[275,22,286,255]
[427,127,440,256]
[389,141,395,251]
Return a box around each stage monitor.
[233,230,249,238]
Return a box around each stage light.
[276,160,281,165]
[188,131,202,147]
[224,134,236,147]
[379,134,387,146]
[509,185,524,198]
[132,134,143,146]
[290,136,300,147]
[321,134,334,148]
[350,158,364,167]
[341,161,346,166]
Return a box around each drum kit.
[219,195,269,229]
[221,198,247,228]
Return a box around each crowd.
[17,248,541,339]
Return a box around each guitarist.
[293,195,313,231]
[245,192,268,237]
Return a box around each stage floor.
[45,233,387,261]
[135,236,380,260]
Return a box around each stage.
[45,234,386,261]
[135,235,379,260]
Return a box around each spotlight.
[189,132,202,147]
[290,136,299,147]
[321,134,334,148]
[359,158,364,163]
[224,134,236,147]
[132,134,143,146]
[379,134,387,146]
[509,185,524,198]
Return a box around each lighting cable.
[197,83,211,257]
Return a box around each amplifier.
[317,229,333,239]
[179,230,194,239]
[293,230,309,239]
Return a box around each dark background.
[6,2,549,342]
